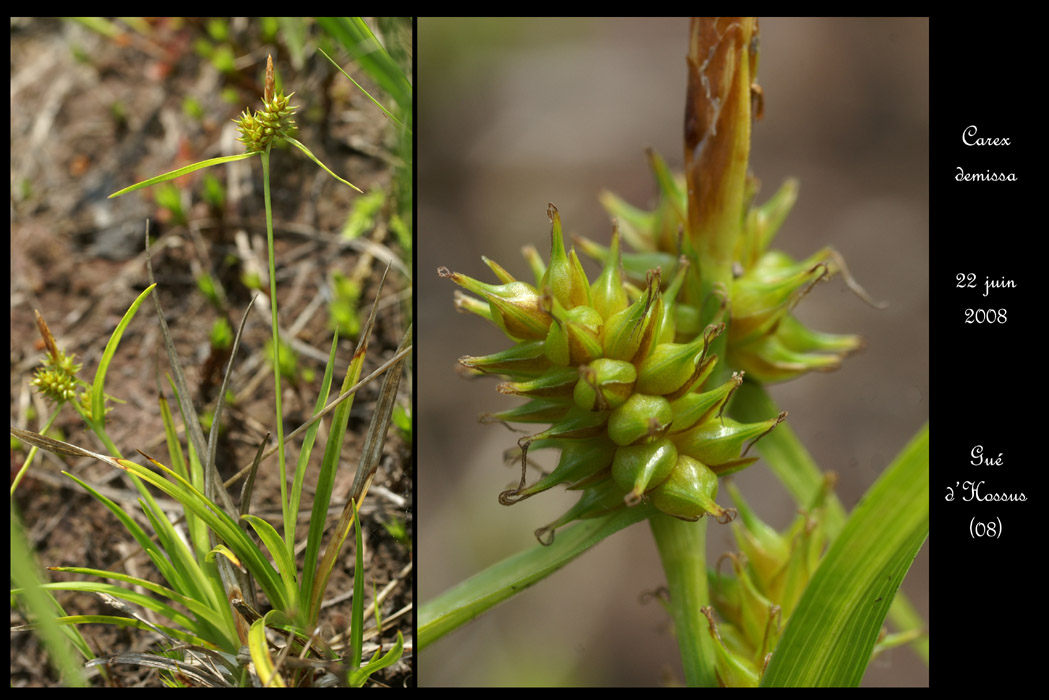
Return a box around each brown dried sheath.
[265,54,275,105]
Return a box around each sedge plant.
[421,18,927,686]
[11,46,411,686]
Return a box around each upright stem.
[261,149,290,549]
[649,513,718,687]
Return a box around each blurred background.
[418,18,928,686]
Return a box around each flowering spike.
[459,340,551,378]
[645,147,688,252]
[439,267,551,340]
[669,371,743,434]
[703,606,762,687]
[704,473,839,672]
[737,178,798,268]
[482,256,518,284]
[685,18,757,289]
[648,455,728,522]
[482,398,571,426]
[544,304,603,367]
[598,189,653,253]
[586,224,630,320]
[540,203,591,309]
[612,438,678,505]
[234,57,298,154]
[608,393,673,447]
[732,261,827,337]
[573,358,636,412]
[673,412,786,476]
[264,54,275,104]
[440,203,784,539]
[29,310,84,405]
[34,309,61,364]
[497,367,579,400]
[534,478,630,545]
[521,244,546,286]
[602,270,663,362]
[636,322,723,397]
[517,436,617,497]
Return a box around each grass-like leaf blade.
[301,269,386,623]
[90,284,156,433]
[248,617,286,687]
[44,567,230,641]
[315,18,412,114]
[287,330,339,553]
[116,456,288,612]
[287,137,362,192]
[10,509,90,686]
[419,504,655,650]
[108,153,258,199]
[49,614,211,647]
[317,47,408,133]
[761,425,929,686]
[348,631,404,687]
[350,499,364,670]
[241,513,299,612]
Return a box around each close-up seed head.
[234,55,298,153]
[442,202,791,543]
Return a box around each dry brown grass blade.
[349,323,412,505]
[9,427,122,469]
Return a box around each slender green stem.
[649,513,718,687]
[261,149,290,551]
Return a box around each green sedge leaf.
[46,614,212,648]
[10,509,89,686]
[205,544,245,572]
[44,567,231,643]
[240,513,299,610]
[316,47,408,133]
[108,153,259,198]
[288,330,339,553]
[136,496,228,624]
[286,137,362,192]
[419,505,653,650]
[761,425,929,687]
[248,617,285,687]
[301,290,379,618]
[25,580,199,637]
[348,630,404,687]
[351,499,365,669]
[315,19,412,114]
[90,284,156,428]
[116,456,288,612]
[61,470,183,590]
